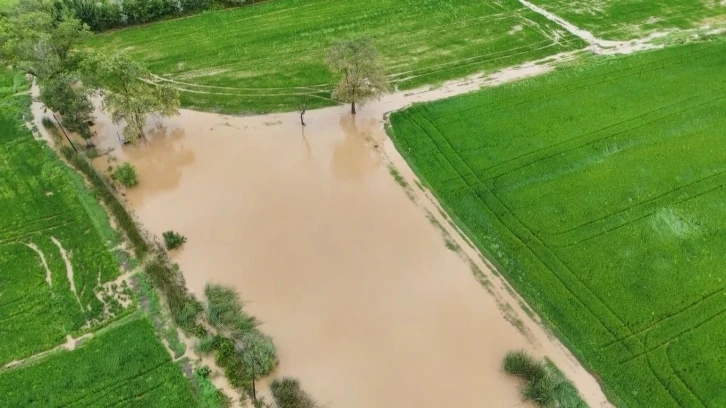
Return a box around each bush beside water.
[503,350,587,408]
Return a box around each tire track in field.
[665,345,709,408]
[64,361,171,407]
[602,286,726,350]
[407,110,633,344]
[436,85,724,195]
[431,47,723,190]
[437,43,718,127]
[164,39,576,101]
[159,7,530,83]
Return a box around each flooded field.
[86,62,610,408]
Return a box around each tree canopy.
[326,37,389,114]
[83,51,180,144]
[0,1,180,144]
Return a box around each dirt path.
[517,0,725,55]
[61,51,615,408]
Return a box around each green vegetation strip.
[388,39,726,407]
[0,71,121,364]
[0,318,197,407]
[89,0,586,113]
[529,0,726,40]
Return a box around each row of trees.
[60,0,255,32]
[0,0,179,144]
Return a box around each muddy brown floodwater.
[79,57,612,408]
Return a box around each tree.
[39,73,94,138]
[0,1,94,135]
[270,377,320,408]
[326,37,389,114]
[83,51,180,144]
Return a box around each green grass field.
[388,39,726,407]
[89,0,586,113]
[0,0,16,13]
[531,0,726,40]
[0,71,124,365]
[0,71,198,406]
[0,318,196,407]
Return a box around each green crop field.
[0,70,197,406]
[89,0,586,113]
[0,0,16,12]
[388,39,726,407]
[531,0,726,40]
[0,71,123,365]
[0,318,196,407]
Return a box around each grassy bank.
[88,0,586,113]
[388,38,726,407]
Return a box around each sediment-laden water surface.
[85,64,610,408]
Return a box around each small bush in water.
[113,163,138,187]
[503,350,546,382]
[163,230,186,250]
[503,350,572,407]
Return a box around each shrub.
[194,367,233,408]
[204,283,257,335]
[270,377,318,408]
[195,335,216,356]
[240,330,278,378]
[503,350,546,383]
[163,230,187,250]
[522,374,558,407]
[176,298,203,330]
[195,365,212,378]
[113,162,138,187]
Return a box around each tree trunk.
[351,101,356,114]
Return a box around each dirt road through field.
[49,55,612,408]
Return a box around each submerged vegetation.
[270,377,320,408]
[390,39,726,407]
[503,351,587,407]
[163,230,187,250]
[113,162,139,187]
[202,284,279,397]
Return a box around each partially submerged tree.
[83,51,180,144]
[270,377,320,408]
[326,37,389,114]
[39,73,94,138]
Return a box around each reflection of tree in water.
[331,114,381,180]
[123,122,196,204]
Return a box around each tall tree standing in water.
[83,51,180,144]
[326,37,389,114]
